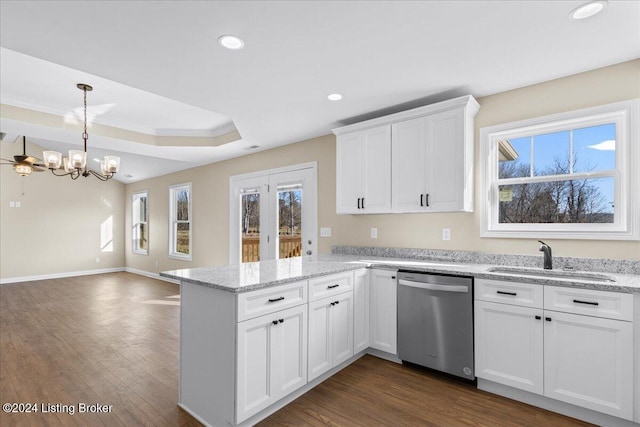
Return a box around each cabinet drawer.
[309,271,353,301]
[475,278,543,308]
[544,286,633,321]
[237,280,307,322]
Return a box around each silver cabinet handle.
[398,279,468,293]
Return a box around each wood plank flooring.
[1,273,594,426]
[259,355,594,427]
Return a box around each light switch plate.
[371,228,378,239]
[320,227,332,237]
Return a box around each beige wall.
[125,60,640,272]
[0,139,126,280]
[125,135,337,273]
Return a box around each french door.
[230,163,317,264]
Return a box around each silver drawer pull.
[573,299,599,306]
[268,296,285,303]
[497,290,517,296]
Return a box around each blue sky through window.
[503,123,616,214]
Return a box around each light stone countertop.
[161,253,640,294]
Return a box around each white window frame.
[480,99,639,240]
[169,183,192,260]
[132,191,149,255]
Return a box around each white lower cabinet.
[353,268,370,353]
[475,300,543,394]
[369,269,397,355]
[544,310,633,420]
[475,279,634,421]
[308,291,354,381]
[236,304,308,423]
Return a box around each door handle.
[420,194,424,207]
[426,193,429,207]
[362,197,365,208]
[306,250,312,255]
[268,296,285,303]
[357,198,361,209]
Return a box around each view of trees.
[499,155,613,224]
[278,190,302,235]
[242,193,260,236]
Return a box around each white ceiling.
[1,1,638,183]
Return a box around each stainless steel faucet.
[538,240,552,270]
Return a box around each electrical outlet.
[320,227,332,237]
[95,257,101,263]
[371,228,378,239]
[442,228,451,241]
[155,260,159,267]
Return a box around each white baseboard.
[0,267,125,285]
[125,267,180,284]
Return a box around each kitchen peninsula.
[162,250,640,427]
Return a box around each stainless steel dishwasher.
[397,271,474,380]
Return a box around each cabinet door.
[353,269,370,353]
[336,132,363,214]
[236,314,276,422]
[544,311,633,420]
[474,301,544,394]
[392,116,427,212]
[369,269,397,355]
[424,108,465,212]
[271,304,308,400]
[308,298,332,381]
[331,292,354,366]
[361,126,392,213]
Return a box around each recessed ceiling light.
[218,35,245,50]
[328,93,343,101]
[570,0,607,20]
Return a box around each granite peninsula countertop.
[161,253,640,294]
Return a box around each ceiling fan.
[0,135,46,176]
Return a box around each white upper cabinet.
[336,125,391,214]
[334,95,479,215]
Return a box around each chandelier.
[43,83,120,181]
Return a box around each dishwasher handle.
[398,279,469,293]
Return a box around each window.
[132,191,148,254]
[169,183,192,260]
[481,99,638,240]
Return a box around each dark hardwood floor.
[1,273,594,426]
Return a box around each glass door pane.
[241,189,261,262]
[277,185,302,259]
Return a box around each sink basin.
[486,266,615,282]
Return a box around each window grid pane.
[170,185,191,258]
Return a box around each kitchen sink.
[486,266,616,282]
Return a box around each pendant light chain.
[83,85,88,154]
